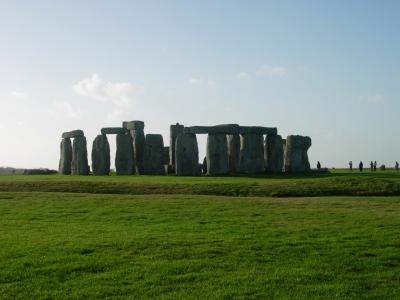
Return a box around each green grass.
[1,170,400,197]
[0,193,399,299]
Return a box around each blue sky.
[0,0,399,169]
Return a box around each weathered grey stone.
[282,139,287,168]
[227,134,240,173]
[143,134,165,175]
[115,133,134,175]
[202,156,207,174]
[71,135,89,175]
[91,134,110,175]
[62,129,84,139]
[183,125,276,135]
[238,133,264,174]
[206,134,229,175]
[129,125,145,174]
[239,126,277,135]
[101,127,128,135]
[58,138,72,175]
[163,146,170,165]
[284,135,312,172]
[175,133,200,176]
[169,123,184,166]
[123,120,145,130]
[264,134,284,173]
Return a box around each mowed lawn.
[0,192,399,299]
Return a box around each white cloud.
[53,101,82,118]
[73,74,140,123]
[11,91,27,99]
[366,94,385,104]
[237,72,252,80]
[188,78,216,88]
[256,65,288,77]
[73,74,138,106]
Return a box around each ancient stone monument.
[123,121,145,174]
[284,135,311,172]
[227,134,240,173]
[115,133,134,175]
[59,138,72,175]
[71,134,89,175]
[175,133,200,176]
[143,134,165,175]
[91,134,110,175]
[207,134,229,175]
[265,134,284,173]
[169,123,184,169]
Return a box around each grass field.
[1,171,400,299]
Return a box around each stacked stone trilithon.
[59,130,89,175]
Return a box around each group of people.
[348,161,399,172]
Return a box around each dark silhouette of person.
[396,161,399,172]
[317,161,321,169]
[349,161,353,171]
[359,161,363,172]
[370,161,373,172]
[374,161,377,172]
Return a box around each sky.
[0,0,399,169]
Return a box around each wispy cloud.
[10,91,27,99]
[237,72,252,80]
[53,101,82,118]
[366,94,385,104]
[256,65,288,77]
[188,78,216,88]
[73,74,141,123]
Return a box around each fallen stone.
[62,129,84,139]
[101,127,128,135]
[206,133,229,175]
[238,133,264,174]
[91,134,110,175]
[227,134,240,173]
[143,134,165,175]
[71,135,89,175]
[115,133,135,175]
[284,135,312,172]
[175,133,200,176]
[265,134,284,173]
[58,138,72,175]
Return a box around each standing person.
[359,161,363,172]
[317,161,321,169]
[374,161,377,172]
[349,161,353,171]
[396,161,399,172]
[370,161,374,172]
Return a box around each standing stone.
[284,135,312,172]
[169,123,184,166]
[265,134,284,173]
[163,147,170,165]
[206,134,229,175]
[115,133,134,175]
[91,134,110,175]
[202,156,207,174]
[227,134,240,173]
[175,133,200,176]
[238,133,264,174]
[143,134,165,175]
[71,135,89,175]
[282,139,287,170]
[124,121,145,174]
[59,138,72,175]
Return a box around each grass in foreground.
[0,192,399,299]
[1,170,400,197]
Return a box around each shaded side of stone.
[58,138,72,175]
[62,129,84,139]
[206,133,229,175]
[264,134,284,173]
[169,123,184,166]
[175,133,200,176]
[238,133,264,174]
[227,134,240,173]
[71,135,89,175]
[284,135,312,172]
[143,134,165,175]
[163,146,170,165]
[115,133,134,175]
[130,129,145,174]
[91,134,110,175]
